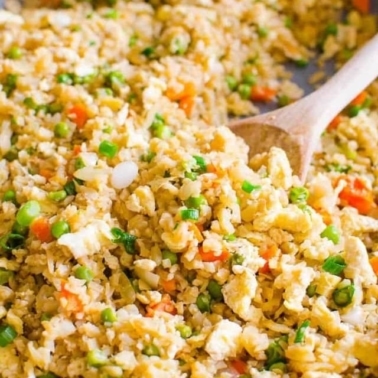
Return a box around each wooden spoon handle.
[301,33,378,136]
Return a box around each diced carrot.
[161,278,177,293]
[352,0,370,14]
[179,96,195,117]
[259,245,278,274]
[199,246,230,262]
[327,114,343,131]
[67,103,88,129]
[165,82,196,101]
[370,256,378,275]
[250,86,277,102]
[30,217,53,243]
[73,145,82,155]
[59,282,84,313]
[350,91,368,106]
[337,176,375,215]
[316,208,333,225]
[146,294,177,317]
[230,359,248,375]
[39,168,54,180]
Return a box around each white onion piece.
[341,306,364,326]
[73,167,110,181]
[134,267,160,289]
[111,161,138,189]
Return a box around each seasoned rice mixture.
[0,1,378,377]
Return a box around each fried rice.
[0,1,378,377]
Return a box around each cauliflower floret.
[241,325,270,359]
[343,236,377,286]
[274,262,315,311]
[222,269,257,321]
[205,319,242,361]
[57,220,113,259]
[267,147,293,190]
[310,297,347,337]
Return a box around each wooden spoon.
[229,33,378,181]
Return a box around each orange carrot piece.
[370,256,378,275]
[259,245,278,274]
[179,96,195,117]
[338,176,375,215]
[230,359,248,375]
[73,145,82,155]
[350,91,368,106]
[250,86,277,102]
[352,0,370,14]
[199,246,230,262]
[146,294,177,317]
[327,114,343,131]
[39,168,54,180]
[59,282,84,313]
[30,217,53,243]
[166,82,196,101]
[161,278,177,293]
[67,104,88,129]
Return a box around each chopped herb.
[142,343,160,356]
[129,34,138,47]
[196,292,211,313]
[320,224,340,245]
[294,320,310,343]
[289,187,309,204]
[180,208,199,221]
[322,255,346,276]
[269,362,287,373]
[324,23,338,36]
[0,324,18,347]
[104,71,125,92]
[141,46,156,58]
[111,227,137,255]
[3,74,18,97]
[207,279,223,301]
[225,75,238,91]
[0,268,13,285]
[57,73,74,85]
[242,180,261,193]
[325,163,351,173]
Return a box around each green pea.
[142,343,160,356]
[238,84,251,100]
[207,279,223,301]
[47,190,67,202]
[101,307,117,323]
[74,266,94,283]
[7,46,23,60]
[86,349,108,367]
[176,324,192,339]
[99,140,118,158]
[320,224,340,245]
[16,200,41,227]
[51,220,70,239]
[54,122,70,138]
[161,250,178,265]
[196,293,211,313]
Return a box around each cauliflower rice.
[0,1,378,377]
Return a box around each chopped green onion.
[207,279,223,301]
[46,102,63,115]
[111,227,137,255]
[265,337,287,368]
[294,320,310,343]
[74,157,85,170]
[325,163,351,173]
[257,26,269,38]
[196,293,211,313]
[0,324,17,347]
[225,75,238,91]
[242,73,257,86]
[348,105,361,118]
[171,38,188,55]
[74,266,94,283]
[3,74,18,97]
[150,113,165,129]
[12,222,28,236]
[104,71,125,92]
[129,34,138,47]
[306,284,317,298]
[63,181,77,196]
[180,208,199,221]
[322,255,346,276]
[0,233,25,251]
[184,195,206,209]
[332,284,355,307]
[184,171,198,181]
[223,234,236,242]
[269,362,287,373]
[277,94,290,107]
[324,23,338,36]
[103,125,112,134]
[320,224,340,245]
[38,372,58,378]
[0,268,13,285]
[54,122,70,138]
[238,83,251,100]
[3,190,16,204]
[47,190,67,202]
[142,343,160,356]
[7,46,22,60]
[242,180,261,193]
[161,249,178,265]
[284,16,293,28]
[152,124,172,139]
[99,140,118,158]
[192,155,207,174]
[230,253,244,266]
[104,9,119,19]
[4,148,18,162]
[294,59,309,68]
[141,151,156,163]
[101,307,117,324]
[51,220,70,239]
[57,73,74,84]
[23,97,38,110]
[16,200,40,227]
[176,324,192,339]
[86,349,108,367]
[141,46,156,58]
[40,313,52,322]
[289,187,309,203]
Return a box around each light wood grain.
[229,33,378,181]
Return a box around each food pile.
[0,1,377,377]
